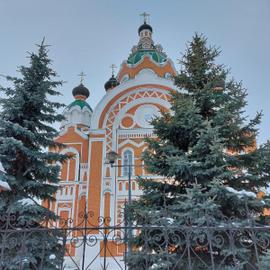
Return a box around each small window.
[122,150,133,176]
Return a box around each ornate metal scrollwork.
[1,207,270,270]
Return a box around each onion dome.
[127,14,167,65]
[72,83,90,99]
[104,75,119,91]
[138,22,153,35]
[61,97,92,129]
[60,77,92,129]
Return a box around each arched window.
[119,182,122,191]
[122,149,133,176]
[60,147,79,181]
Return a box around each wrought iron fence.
[1,210,270,270]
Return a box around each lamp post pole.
[127,164,132,254]
[106,151,142,258]
[127,164,132,208]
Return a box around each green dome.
[67,100,93,112]
[127,49,167,65]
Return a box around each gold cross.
[78,72,86,84]
[140,12,150,23]
[110,64,117,76]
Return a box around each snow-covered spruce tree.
[0,40,67,269]
[127,34,270,269]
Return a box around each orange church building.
[44,16,270,269]
[50,17,178,268]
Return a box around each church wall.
[48,19,184,268]
[50,126,90,231]
[87,138,104,226]
[94,83,174,241]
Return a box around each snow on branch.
[226,186,256,198]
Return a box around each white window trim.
[121,148,134,177]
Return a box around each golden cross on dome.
[78,72,86,84]
[140,12,150,23]
[110,64,117,76]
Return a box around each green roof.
[67,100,92,112]
[127,49,167,65]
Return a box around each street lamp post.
[106,151,135,257]
[107,151,133,207]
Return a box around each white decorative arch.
[118,139,146,149]
[103,88,171,126]
[90,70,177,129]
[137,68,156,77]
[106,92,172,152]
[102,188,112,195]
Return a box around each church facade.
[50,18,178,268]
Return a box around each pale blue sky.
[0,0,269,144]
